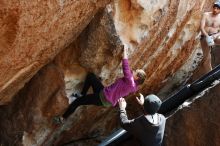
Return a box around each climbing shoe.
[71,92,82,98]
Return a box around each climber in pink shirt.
[59,46,146,123]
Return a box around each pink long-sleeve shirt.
[103,59,138,106]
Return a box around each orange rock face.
[0,0,219,146]
[0,0,110,104]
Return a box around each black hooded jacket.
[119,109,166,146]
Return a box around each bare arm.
[201,13,209,37]
[123,46,128,59]
[122,46,132,78]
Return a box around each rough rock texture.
[0,0,110,104]
[0,63,67,146]
[113,0,204,94]
[0,0,219,146]
[164,47,220,146]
